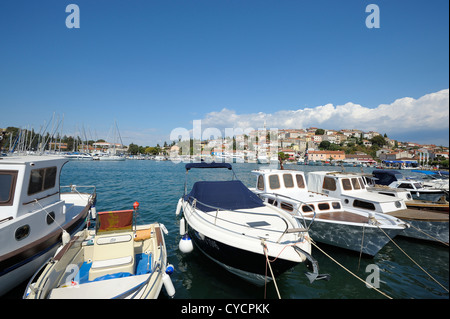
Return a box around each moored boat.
[307,171,449,244]
[372,169,448,202]
[24,202,175,299]
[176,162,328,286]
[0,156,96,296]
[251,169,407,257]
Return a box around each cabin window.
[46,211,56,225]
[268,198,278,206]
[28,166,57,196]
[359,178,366,189]
[332,202,341,209]
[280,202,294,212]
[379,192,395,197]
[318,203,330,211]
[257,175,265,191]
[295,174,305,188]
[342,178,352,190]
[269,175,280,189]
[0,170,18,206]
[322,177,337,191]
[283,174,294,188]
[353,199,376,211]
[301,205,314,213]
[351,178,361,190]
[15,225,30,241]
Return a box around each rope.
[261,240,281,299]
[404,221,449,247]
[310,239,393,299]
[376,225,449,293]
[357,223,366,272]
[34,199,66,233]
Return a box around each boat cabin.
[251,169,344,216]
[307,171,407,213]
[0,156,67,222]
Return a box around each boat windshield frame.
[184,162,238,195]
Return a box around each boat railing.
[60,184,97,197]
[185,195,308,244]
[254,192,316,230]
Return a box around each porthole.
[15,225,30,241]
[344,199,349,204]
[46,211,56,225]
[395,201,402,208]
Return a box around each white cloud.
[198,89,449,143]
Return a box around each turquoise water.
[61,160,449,299]
[4,160,448,299]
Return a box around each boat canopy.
[185,162,232,170]
[412,170,449,176]
[185,180,264,212]
[372,169,404,185]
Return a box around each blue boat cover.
[412,170,449,176]
[185,162,232,170]
[185,180,264,212]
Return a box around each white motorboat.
[257,155,270,164]
[251,169,407,257]
[176,162,328,286]
[307,171,449,244]
[64,152,93,160]
[0,156,96,296]
[362,175,449,213]
[24,202,175,299]
[372,169,448,202]
[92,153,126,161]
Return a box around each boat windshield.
[0,171,17,205]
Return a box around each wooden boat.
[251,169,407,257]
[307,171,449,244]
[24,202,175,299]
[0,156,96,296]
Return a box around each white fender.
[179,217,186,235]
[179,234,194,253]
[175,198,183,216]
[162,273,175,298]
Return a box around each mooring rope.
[404,221,449,247]
[262,240,282,299]
[310,239,393,299]
[376,225,449,293]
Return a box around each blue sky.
[1,0,448,146]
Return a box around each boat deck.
[313,211,369,224]
[387,209,449,222]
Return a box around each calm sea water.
[4,160,449,299]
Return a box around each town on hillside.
[1,126,449,169]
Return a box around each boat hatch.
[246,221,271,228]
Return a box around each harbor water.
[3,160,449,299]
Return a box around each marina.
[2,159,448,299]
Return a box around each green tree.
[370,135,386,148]
[315,128,325,135]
